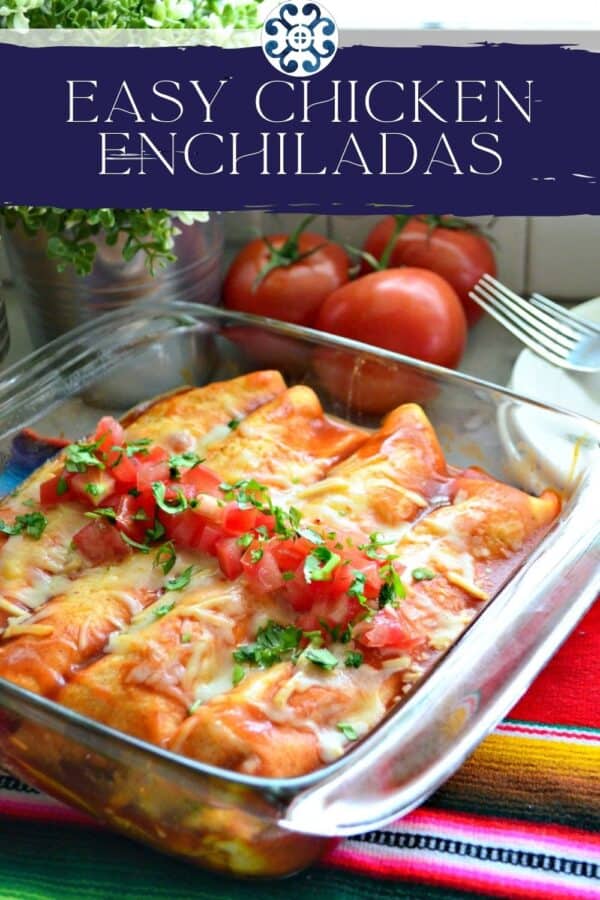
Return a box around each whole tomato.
[312,268,467,415]
[223,227,349,327]
[363,215,496,326]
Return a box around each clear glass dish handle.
[280,463,600,838]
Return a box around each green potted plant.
[0,1,262,345]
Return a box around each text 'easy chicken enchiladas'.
[0,370,561,782]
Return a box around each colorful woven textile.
[0,437,598,899]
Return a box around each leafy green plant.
[0,1,262,272]
[0,0,261,31]
[0,207,209,275]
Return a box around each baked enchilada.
[0,371,560,780]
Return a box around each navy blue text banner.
[0,41,598,214]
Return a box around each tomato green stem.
[253,214,320,291]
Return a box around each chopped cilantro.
[282,571,295,581]
[84,483,101,498]
[337,722,359,741]
[296,526,323,544]
[304,546,340,583]
[249,548,264,564]
[168,451,203,480]
[344,650,363,668]
[84,507,117,522]
[236,533,253,549]
[152,482,188,514]
[0,511,48,540]
[412,567,436,581]
[164,566,195,592]
[120,532,150,553]
[146,519,166,542]
[233,621,302,669]
[155,541,176,575]
[154,600,175,618]
[56,477,69,496]
[232,663,245,686]
[305,647,338,671]
[228,419,240,430]
[124,438,151,457]
[359,532,395,560]
[132,509,148,521]
[128,487,141,498]
[64,441,104,473]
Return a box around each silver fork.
[530,292,600,335]
[469,274,600,373]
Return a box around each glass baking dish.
[0,301,598,878]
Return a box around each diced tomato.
[70,470,116,507]
[215,536,244,579]
[92,417,125,467]
[115,492,155,542]
[72,520,129,565]
[197,524,224,554]
[271,537,312,572]
[254,511,276,532]
[359,608,421,652]
[110,453,139,488]
[242,546,283,593]
[222,503,257,536]
[181,464,222,496]
[166,510,204,549]
[39,472,71,507]
[137,458,170,492]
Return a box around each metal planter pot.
[1,216,224,407]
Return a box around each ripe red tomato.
[313,268,467,415]
[222,232,349,326]
[363,216,496,326]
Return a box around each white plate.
[509,297,600,421]
[500,298,600,492]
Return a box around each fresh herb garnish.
[168,451,203,479]
[359,532,395,560]
[282,571,295,581]
[56,477,69,496]
[233,621,302,669]
[155,541,176,575]
[232,663,245,686]
[344,651,363,668]
[64,441,104,473]
[146,519,166,542]
[303,546,340,583]
[154,600,175,618]
[0,511,48,540]
[124,438,152,457]
[337,722,359,741]
[84,507,117,522]
[84,483,102,498]
[120,532,151,553]
[412,567,436,581]
[236,533,253,549]
[250,548,264,564]
[296,526,323,544]
[379,563,406,606]
[152,482,188,514]
[164,566,195,592]
[228,419,240,430]
[305,647,338,670]
[181,632,192,644]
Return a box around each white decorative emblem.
[262,3,338,77]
